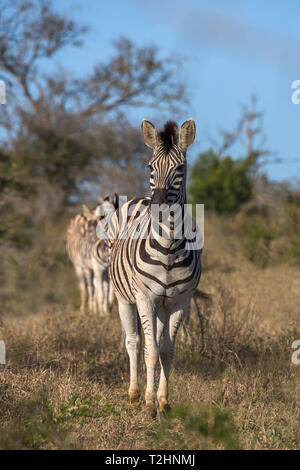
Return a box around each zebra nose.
[151,188,168,205]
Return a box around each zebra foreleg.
[156,308,166,348]
[75,266,88,314]
[117,297,140,403]
[85,268,95,314]
[102,273,109,316]
[94,268,109,316]
[157,302,188,413]
[108,279,115,307]
[136,296,159,416]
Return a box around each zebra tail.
[193,289,212,303]
[192,289,212,353]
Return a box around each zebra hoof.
[158,397,171,414]
[159,404,172,417]
[144,403,157,419]
[129,390,139,404]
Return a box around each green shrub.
[0,391,69,450]
[288,236,300,262]
[155,404,241,450]
[0,214,33,249]
[242,222,275,268]
[188,150,254,213]
[283,197,300,263]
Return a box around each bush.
[188,150,254,213]
[283,196,300,263]
[242,222,275,268]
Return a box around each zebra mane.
[158,121,178,152]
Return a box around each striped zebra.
[66,194,118,316]
[108,119,202,414]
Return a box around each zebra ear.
[82,204,93,220]
[179,119,196,149]
[113,193,119,209]
[141,119,157,149]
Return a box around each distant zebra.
[108,120,202,414]
[66,194,118,316]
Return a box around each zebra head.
[142,119,196,206]
[94,193,119,219]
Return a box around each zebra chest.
[134,248,195,297]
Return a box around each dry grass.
[0,213,299,449]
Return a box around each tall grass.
[0,283,298,449]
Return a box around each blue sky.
[50,0,300,183]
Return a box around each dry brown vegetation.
[0,212,299,450]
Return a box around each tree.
[188,149,255,213]
[0,1,185,133]
[215,95,270,180]
[82,118,151,199]
[0,0,188,205]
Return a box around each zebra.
[66,194,118,316]
[108,119,202,415]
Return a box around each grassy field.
[0,213,299,450]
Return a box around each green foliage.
[24,128,93,192]
[0,391,69,450]
[188,149,254,213]
[56,395,121,422]
[0,149,35,197]
[0,214,34,249]
[233,196,300,267]
[288,238,300,261]
[0,148,36,250]
[242,222,275,268]
[8,129,93,198]
[283,196,300,263]
[155,404,241,450]
[234,205,276,268]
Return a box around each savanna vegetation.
[0,0,299,450]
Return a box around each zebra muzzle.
[151,188,168,205]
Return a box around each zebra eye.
[147,164,153,171]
